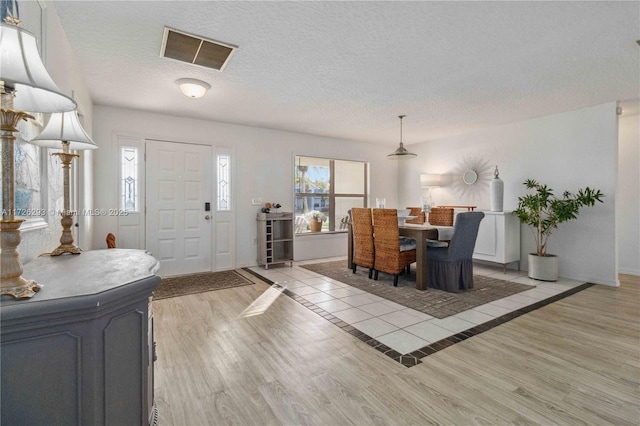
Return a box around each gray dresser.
[1,249,161,425]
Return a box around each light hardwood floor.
[153,274,640,425]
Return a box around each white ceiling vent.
[161,27,236,71]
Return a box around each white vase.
[528,253,559,281]
[490,165,504,212]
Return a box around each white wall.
[400,103,618,286]
[91,106,398,267]
[617,114,640,276]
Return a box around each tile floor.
[248,257,587,357]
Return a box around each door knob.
[205,215,211,220]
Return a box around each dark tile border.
[243,268,593,368]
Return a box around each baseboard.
[575,277,619,287]
[618,268,640,276]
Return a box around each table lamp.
[31,111,97,255]
[1,12,77,299]
[420,174,442,224]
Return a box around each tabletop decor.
[490,165,504,211]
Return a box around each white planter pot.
[528,253,559,281]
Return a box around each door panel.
[146,141,212,276]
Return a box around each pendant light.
[387,115,417,159]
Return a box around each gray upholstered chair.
[427,211,485,292]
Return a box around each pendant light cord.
[399,114,405,147]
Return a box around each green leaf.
[515,179,604,255]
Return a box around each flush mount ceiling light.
[176,78,211,98]
[387,115,417,160]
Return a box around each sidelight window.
[120,146,139,212]
[217,154,231,211]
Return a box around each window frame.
[294,155,368,235]
[120,145,140,213]
[216,153,231,212]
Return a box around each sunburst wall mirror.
[462,169,478,185]
[450,155,493,199]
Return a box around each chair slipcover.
[427,211,485,292]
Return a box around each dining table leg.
[414,236,428,290]
[399,227,437,290]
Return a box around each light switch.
[251,198,262,206]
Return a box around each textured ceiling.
[51,1,640,146]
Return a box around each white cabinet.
[257,212,294,268]
[473,211,521,270]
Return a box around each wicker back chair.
[405,207,426,224]
[428,207,454,226]
[351,208,375,278]
[372,209,417,287]
[427,211,484,292]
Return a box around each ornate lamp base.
[49,212,81,256]
[1,278,42,299]
[50,245,82,256]
[1,219,42,299]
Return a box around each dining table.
[347,222,439,290]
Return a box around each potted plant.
[514,179,603,281]
[304,210,326,232]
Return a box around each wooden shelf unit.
[257,212,294,268]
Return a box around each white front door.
[146,140,212,277]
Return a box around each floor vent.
[160,27,236,71]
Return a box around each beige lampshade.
[0,22,76,113]
[420,174,441,187]
[31,111,97,150]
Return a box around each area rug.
[300,260,534,319]
[153,270,254,300]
